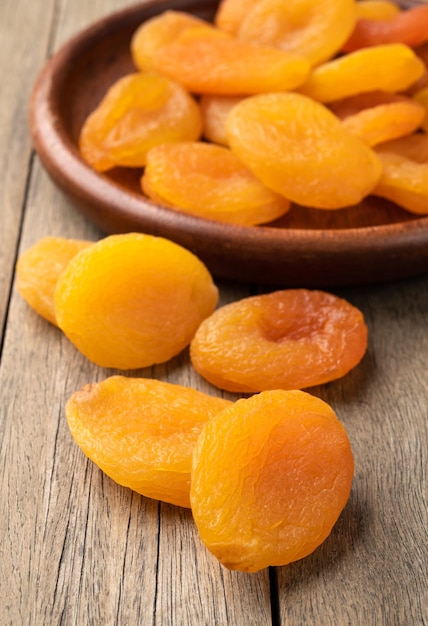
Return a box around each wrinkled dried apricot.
[149,26,310,95]
[191,389,354,572]
[330,91,425,146]
[226,92,382,209]
[200,94,245,145]
[54,233,218,369]
[190,289,368,393]
[343,4,428,52]
[236,0,357,67]
[79,72,202,171]
[66,376,231,508]
[299,43,425,103]
[131,10,212,71]
[355,0,400,21]
[16,237,92,325]
[373,134,428,215]
[142,142,290,225]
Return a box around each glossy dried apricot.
[131,10,211,71]
[343,4,428,52]
[299,43,425,103]
[16,237,92,325]
[190,289,368,393]
[373,134,428,215]
[330,91,425,146]
[79,72,202,171]
[149,26,310,95]
[236,0,357,67]
[191,389,354,572]
[226,92,382,209]
[66,376,231,508]
[200,94,245,145]
[54,233,218,369]
[413,86,428,131]
[141,142,290,226]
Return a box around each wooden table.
[1,1,427,624]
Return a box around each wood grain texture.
[1,0,427,625]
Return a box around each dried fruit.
[200,94,245,145]
[226,92,382,209]
[343,4,428,52]
[190,289,368,393]
[149,26,310,95]
[299,43,425,103]
[236,0,357,67]
[66,376,231,508]
[131,10,211,71]
[54,233,218,369]
[79,72,202,170]
[142,142,290,225]
[413,86,428,131]
[16,237,92,325]
[191,389,354,572]
[214,0,256,35]
[373,133,428,215]
[330,91,425,146]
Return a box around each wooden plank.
[277,277,428,625]
[0,0,56,331]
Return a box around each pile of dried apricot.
[66,375,354,572]
[76,1,428,220]
[17,233,218,369]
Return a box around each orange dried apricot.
[214,0,256,35]
[373,134,428,215]
[16,236,92,325]
[79,72,202,171]
[190,289,368,393]
[200,94,245,145]
[299,43,425,103]
[131,10,212,71]
[66,376,231,508]
[343,4,428,52]
[330,91,425,146]
[149,26,310,95]
[191,389,354,572]
[141,142,290,226]
[355,0,400,21]
[236,0,357,67]
[226,92,382,209]
[54,233,218,369]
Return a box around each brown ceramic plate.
[29,0,428,287]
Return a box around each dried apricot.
[191,389,354,572]
[131,10,212,71]
[355,0,400,21]
[236,0,357,67]
[226,92,382,209]
[299,44,425,103]
[66,376,231,508]
[343,4,428,52]
[330,91,425,146]
[190,289,368,393]
[149,26,310,95]
[214,0,256,35]
[79,72,202,171]
[54,233,218,369]
[141,142,290,226]
[16,237,92,325]
[373,134,428,215]
[200,94,245,145]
